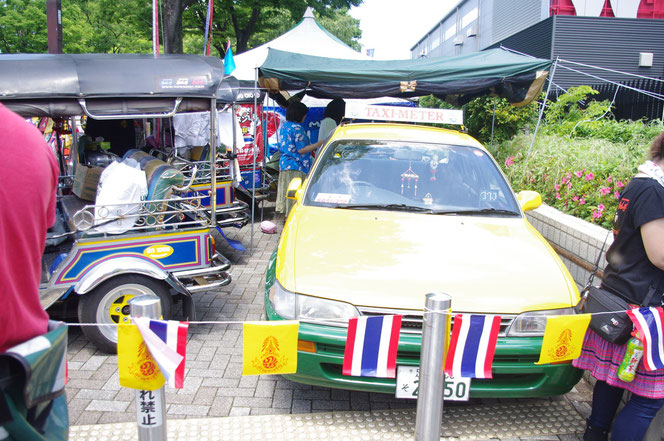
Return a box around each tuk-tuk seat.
[60,194,91,231]
[123,150,185,226]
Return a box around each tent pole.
[250,67,259,254]
[210,98,217,227]
[490,97,496,148]
[527,57,558,159]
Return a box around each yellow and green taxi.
[264,123,582,399]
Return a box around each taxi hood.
[276,207,577,314]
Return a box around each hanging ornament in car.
[401,162,419,196]
[429,153,439,181]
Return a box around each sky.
[349,0,461,60]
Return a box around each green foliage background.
[0,0,361,55]
[418,87,663,229]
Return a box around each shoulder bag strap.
[583,230,612,295]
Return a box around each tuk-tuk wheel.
[78,274,173,354]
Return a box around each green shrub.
[464,95,539,145]
[494,130,659,229]
[420,87,664,228]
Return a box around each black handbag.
[582,286,632,345]
[581,285,658,345]
[577,232,641,345]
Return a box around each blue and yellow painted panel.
[56,231,209,285]
[186,180,233,208]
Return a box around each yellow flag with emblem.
[243,321,299,376]
[536,314,591,365]
[117,323,165,390]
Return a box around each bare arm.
[297,139,324,155]
[641,217,664,270]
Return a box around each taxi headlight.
[506,307,576,337]
[269,280,360,322]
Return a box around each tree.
[0,0,48,53]
[71,0,152,53]
[174,0,362,55]
[0,0,152,54]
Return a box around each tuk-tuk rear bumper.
[172,251,231,293]
[215,201,250,228]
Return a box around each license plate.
[395,366,470,401]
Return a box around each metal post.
[210,98,217,227]
[46,0,62,54]
[415,293,452,441]
[490,97,497,148]
[527,57,558,159]
[130,296,167,441]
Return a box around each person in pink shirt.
[0,103,59,353]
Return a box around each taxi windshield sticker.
[314,193,351,204]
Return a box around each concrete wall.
[526,203,612,290]
[526,203,663,441]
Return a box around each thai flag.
[626,307,664,371]
[444,314,501,379]
[342,315,402,378]
[134,318,189,388]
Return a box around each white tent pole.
[527,57,558,159]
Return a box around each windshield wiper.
[334,203,431,212]
[429,208,520,216]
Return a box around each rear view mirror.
[286,178,303,200]
[517,190,542,212]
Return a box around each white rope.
[569,84,621,137]
[64,307,650,327]
[558,58,664,84]
[556,64,664,101]
[500,45,664,100]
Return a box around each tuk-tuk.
[0,53,246,353]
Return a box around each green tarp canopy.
[258,48,551,106]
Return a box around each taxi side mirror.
[286,178,303,200]
[517,190,542,212]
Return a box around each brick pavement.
[60,201,592,440]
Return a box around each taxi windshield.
[304,140,520,215]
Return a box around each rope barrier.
[63,307,654,328]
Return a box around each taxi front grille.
[356,307,515,337]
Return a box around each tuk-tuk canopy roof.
[258,48,552,106]
[0,53,259,117]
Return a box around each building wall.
[488,0,548,47]
[411,0,549,58]
[550,16,664,87]
[487,18,553,60]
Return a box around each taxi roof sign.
[345,103,463,126]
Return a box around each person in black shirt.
[575,132,664,441]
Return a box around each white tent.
[232,7,369,82]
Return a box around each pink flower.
[607,176,612,183]
[598,203,605,211]
[614,191,620,199]
[505,156,514,167]
[544,175,549,181]
[616,180,625,188]
[585,172,594,181]
[599,186,611,196]
[579,197,586,205]
[575,170,583,178]
[566,172,572,179]
[592,210,602,219]
[573,196,579,202]
[555,192,561,199]
[554,183,560,191]
[561,177,569,184]
[567,182,572,189]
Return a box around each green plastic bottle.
[617,332,643,383]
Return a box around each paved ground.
[58,201,595,440]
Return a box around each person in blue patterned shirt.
[276,101,323,215]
